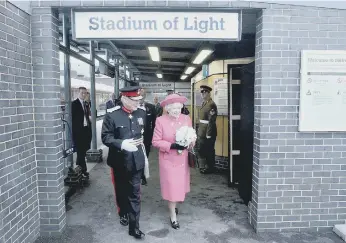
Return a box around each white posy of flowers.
[175,126,197,154]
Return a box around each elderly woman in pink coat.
[152,94,196,229]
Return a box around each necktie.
[83,102,89,126]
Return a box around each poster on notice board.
[213,78,228,115]
[299,50,346,131]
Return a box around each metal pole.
[89,41,97,150]
[124,65,128,87]
[130,70,134,83]
[114,58,119,97]
[63,14,73,168]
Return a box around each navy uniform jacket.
[101,106,146,172]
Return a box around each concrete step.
[334,224,346,242]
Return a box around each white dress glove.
[206,136,211,139]
[121,139,138,152]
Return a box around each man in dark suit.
[107,93,123,111]
[153,96,161,114]
[106,93,116,110]
[72,87,92,178]
[139,88,156,185]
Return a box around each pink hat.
[160,94,187,107]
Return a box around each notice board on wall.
[213,78,228,115]
[299,50,346,132]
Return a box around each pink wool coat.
[152,114,192,202]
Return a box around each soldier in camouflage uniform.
[196,85,217,174]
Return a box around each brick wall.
[31,7,66,236]
[215,156,228,171]
[253,5,346,232]
[0,1,39,243]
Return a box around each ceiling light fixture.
[148,46,160,62]
[185,66,196,75]
[180,75,187,80]
[156,73,163,78]
[192,49,214,65]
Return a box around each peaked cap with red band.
[120,86,143,101]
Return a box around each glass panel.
[95,75,113,117]
[97,54,107,61]
[69,55,113,118]
[59,51,65,105]
[59,51,69,177]
[70,55,91,104]
[58,13,64,47]
[80,52,91,60]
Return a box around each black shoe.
[120,214,129,226]
[129,228,145,239]
[175,208,178,215]
[82,172,89,177]
[141,178,147,186]
[170,218,180,229]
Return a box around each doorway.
[228,62,255,205]
[64,9,258,206]
[50,7,259,241]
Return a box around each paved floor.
[36,148,343,243]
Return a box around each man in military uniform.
[196,85,218,174]
[101,86,146,239]
[139,88,156,185]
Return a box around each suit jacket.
[72,99,91,144]
[142,102,157,146]
[181,105,190,115]
[106,100,115,109]
[155,103,163,117]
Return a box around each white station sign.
[72,11,240,40]
[299,50,346,132]
[139,82,174,90]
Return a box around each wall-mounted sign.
[139,82,174,89]
[202,64,209,78]
[213,78,228,115]
[174,82,190,89]
[299,50,346,131]
[72,11,240,41]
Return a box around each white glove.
[206,136,211,139]
[121,139,138,152]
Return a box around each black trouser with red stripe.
[111,168,143,230]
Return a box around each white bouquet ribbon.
[175,126,197,154]
[141,144,150,179]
